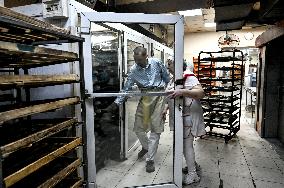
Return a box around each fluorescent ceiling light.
[178,9,202,17]
[204,22,216,27]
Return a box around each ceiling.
[4,0,284,33]
[184,8,216,33]
[94,0,284,31]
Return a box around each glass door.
[80,12,184,188]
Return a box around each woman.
[167,61,206,185]
[162,56,175,131]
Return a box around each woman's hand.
[166,89,185,99]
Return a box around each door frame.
[80,12,184,188]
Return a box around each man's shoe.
[146,160,155,173]
[182,162,201,174]
[183,171,200,185]
[138,148,148,159]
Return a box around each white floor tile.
[218,155,247,165]
[219,161,251,178]
[274,158,284,172]
[163,150,174,167]
[96,169,125,188]
[155,144,171,165]
[195,157,219,174]
[254,180,284,188]
[250,166,284,184]
[102,158,136,174]
[115,173,155,188]
[220,174,254,188]
[245,155,279,169]
[154,165,174,183]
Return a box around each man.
[108,46,170,173]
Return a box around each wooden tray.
[0,41,79,68]
[0,118,79,158]
[0,6,83,44]
[3,137,82,187]
[0,74,80,89]
[0,97,80,124]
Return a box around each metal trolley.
[197,50,244,143]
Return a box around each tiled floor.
[96,106,284,188]
[96,123,174,188]
[185,109,284,188]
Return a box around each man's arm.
[114,76,135,105]
[159,61,170,84]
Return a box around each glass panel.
[165,53,171,64]
[91,23,122,171]
[153,48,163,60]
[126,40,144,152]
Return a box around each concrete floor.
[96,105,284,188]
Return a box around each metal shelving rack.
[198,50,244,143]
[0,6,87,188]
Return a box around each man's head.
[133,46,148,67]
[167,55,174,74]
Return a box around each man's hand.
[104,102,119,113]
[166,89,184,99]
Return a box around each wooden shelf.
[200,78,241,82]
[3,137,82,187]
[199,67,242,71]
[0,6,83,44]
[38,159,81,188]
[0,74,80,89]
[0,41,79,68]
[0,97,80,124]
[0,118,78,158]
[71,179,83,188]
[201,57,242,62]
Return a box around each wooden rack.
[0,6,87,188]
[0,6,82,44]
[0,41,79,68]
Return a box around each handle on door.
[86,91,169,98]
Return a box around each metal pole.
[79,41,89,186]
[251,92,253,118]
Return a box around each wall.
[263,42,281,137]
[184,28,266,62]
[257,37,284,142]
[277,37,284,143]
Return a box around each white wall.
[184,28,266,62]
[0,0,4,6]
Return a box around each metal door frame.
[80,12,184,188]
